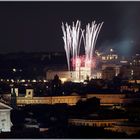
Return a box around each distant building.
[102,67,115,80]
[102,64,121,80]
[11,87,126,107]
[92,70,102,79]
[120,54,140,80]
[69,118,128,128]
[100,49,119,63]
[0,102,12,132]
[46,69,102,82]
[11,86,33,97]
[46,70,76,82]
[96,49,122,80]
[120,65,140,80]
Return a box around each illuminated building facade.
[45,49,140,81]
[47,70,76,82]
[46,53,99,82]
[74,56,93,82]
[100,49,118,62]
[69,118,128,128]
[0,102,12,132]
[12,87,126,107]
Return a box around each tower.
[11,88,17,109]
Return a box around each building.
[95,49,129,80]
[92,70,102,79]
[101,49,118,62]
[99,49,121,80]
[101,64,121,80]
[69,118,128,128]
[16,94,125,107]
[0,102,12,132]
[12,87,127,107]
[46,67,102,82]
[105,122,140,136]
[46,70,76,82]
[120,64,140,80]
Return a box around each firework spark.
[83,21,104,68]
[62,20,83,71]
[62,20,103,81]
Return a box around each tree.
[76,97,100,115]
[51,75,62,95]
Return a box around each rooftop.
[0,102,12,110]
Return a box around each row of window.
[17,98,77,104]
[71,122,113,127]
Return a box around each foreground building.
[0,102,12,132]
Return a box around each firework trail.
[62,20,83,71]
[62,20,103,81]
[62,23,71,71]
[83,21,104,67]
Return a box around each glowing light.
[97,52,101,56]
[21,79,25,82]
[60,78,67,83]
[24,84,28,86]
[13,68,16,72]
[72,55,96,68]
[120,60,128,63]
[131,70,134,75]
[32,80,36,82]
[83,81,88,84]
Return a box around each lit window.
[32,80,36,82]
[102,57,106,60]
[131,70,134,75]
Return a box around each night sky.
[0,2,140,56]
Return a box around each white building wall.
[0,110,12,132]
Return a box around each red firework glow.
[71,55,96,69]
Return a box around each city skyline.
[1,1,140,138]
[0,2,139,56]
